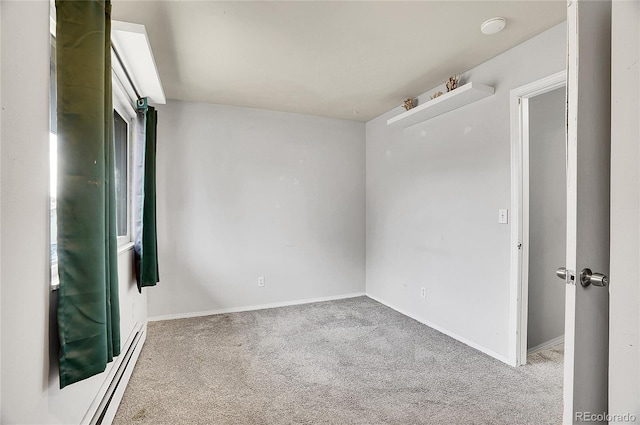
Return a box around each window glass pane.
[114,111,128,237]
[50,33,58,280]
[50,133,57,266]
[50,36,57,134]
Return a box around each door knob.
[579,268,608,287]
[556,267,567,280]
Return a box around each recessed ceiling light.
[481,17,507,35]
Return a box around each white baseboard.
[527,335,564,354]
[366,293,513,366]
[148,292,367,322]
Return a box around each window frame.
[112,76,136,247]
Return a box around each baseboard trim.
[148,292,367,322]
[527,335,564,354]
[366,294,513,366]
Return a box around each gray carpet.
[113,297,563,425]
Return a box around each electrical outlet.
[402,282,408,292]
[258,276,265,287]
[420,287,426,298]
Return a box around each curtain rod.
[111,42,143,102]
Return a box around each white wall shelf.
[387,82,494,127]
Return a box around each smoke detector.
[481,17,507,35]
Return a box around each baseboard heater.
[80,322,147,425]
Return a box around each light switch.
[498,209,509,224]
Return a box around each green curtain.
[56,0,120,388]
[135,102,160,292]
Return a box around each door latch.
[556,267,576,285]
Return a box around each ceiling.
[111,1,566,122]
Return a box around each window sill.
[118,241,135,255]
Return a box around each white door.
[609,0,640,421]
[563,0,611,423]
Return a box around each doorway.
[508,71,567,367]
[526,87,566,356]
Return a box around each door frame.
[508,70,567,367]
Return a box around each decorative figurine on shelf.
[430,91,443,100]
[446,74,460,92]
[403,98,416,111]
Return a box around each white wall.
[0,0,3,417]
[149,100,366,318]
[365,23,566,361]
[609,0,640,421]
[527,87,566,350]
[0,2,147,423]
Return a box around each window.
[112,75,137,244]
[50,34,58,285]
[50,39,136,287]
[50,131,58,284]
[113,110,130,239]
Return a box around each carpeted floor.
[113,297,563,425]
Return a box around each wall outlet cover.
[498,208,509,224]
